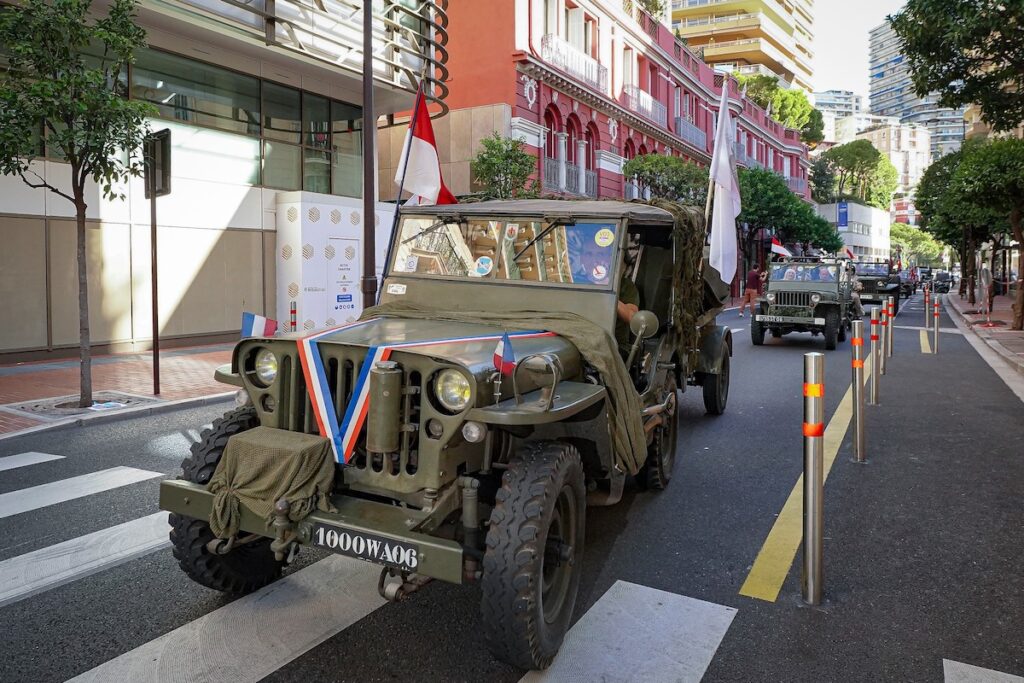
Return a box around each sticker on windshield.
[404,255,419,271]
[594,228,615,248]
[473,256,494,277]
[386,283,407,295]
[591,264,608,282]
[505,224,519,240]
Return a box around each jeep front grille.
[773,291,812,307]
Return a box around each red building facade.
[403,0,811,202]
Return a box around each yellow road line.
[738,360,865,602]
[920,329,931,354]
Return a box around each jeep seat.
[634,245,674,330]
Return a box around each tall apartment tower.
[671,0,815,91]
[813,90,863,118]
[869,21,964,158]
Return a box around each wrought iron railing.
[786,176,807,193]
[565,162,581,195]
[541,34,608,93]
[171,0,450,113]
[624,179,640,200]
[623,84,667,128]
[543,156,560,191]
[584,169,598,198]
[674,116,707,151]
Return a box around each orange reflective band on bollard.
[851,338,864,346]
[852,359,864,368]
[880,320,888,326]
[803,382,824,397]
[802,422,825,437]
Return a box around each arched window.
[638,143,649,156]
[544,105,562,158]
[624,138,636,161]
[584,122,599,170]
[565,114,582,165]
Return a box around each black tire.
[639,374,678,490]
[702,350,730,415]
[481,442,586,670]
[169,407,285,594]
[751,319,765,345]
[837,317,848,342]
[824,310,839,350]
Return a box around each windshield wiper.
[512,219,574,262]
[401,217,461,245]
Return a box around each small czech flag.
[493,332,516,376]
[241,311,278,338]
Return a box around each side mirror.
[630,310,660,339]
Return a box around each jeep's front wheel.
[824,310,839,350]
[751,319,765,345]
[639,374,678,490]
[481,441,585,670]
[169,407,285,594]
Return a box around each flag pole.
[378,82,425,304]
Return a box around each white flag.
[708,83,741,286]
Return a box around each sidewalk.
[0,344,233,436]
[945,289,1024,375]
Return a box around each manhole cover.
[1,391,162,421]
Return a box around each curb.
[944,295,1024,377]
[0,391,236,442]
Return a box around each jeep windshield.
[770,263,838,282]
[390,216,621,288]
[856,262,891,276]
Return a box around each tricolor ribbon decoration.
[297,322,555,463]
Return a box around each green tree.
[471,133,537,199]
[781,198,844,254]
[801,108,824,147]
[890,223,943,266]
[865,155,898,210]
[623,153,708,205]
[734,72,822,145]
[890,1,1024,132]
[953,138,1024,328]
[809,155,836,204]
[737,168,842,257]
[733,73,778,110]
[823,140,881,199]
[0,0,154,407]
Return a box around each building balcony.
[786,176,807,193]
[544,157,597,197]
[543,156,561,192]
[674,117,708,151]
[735,142,764,168]
[623,84,667,128]
[163,0,449,112]
[541,33,608,93]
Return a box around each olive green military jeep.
[854,260,902,314]
[751,258,855,350]
[159,200,731,670]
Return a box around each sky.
[811,0,907,101]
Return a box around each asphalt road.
[1,292,1021,682]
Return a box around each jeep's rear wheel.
[481,441,585,670]
[703,351,730,415]
[750,319,765,345]
[824,310,839,350]
[639,374,678,490]
[169,406,284,594]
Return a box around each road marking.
[0,467,162,519]
[67,555,384,683]
[895,324,962,334]
[0,512,169,608]
[921,330,932,354]
[0,451,64,472]
[944,659,1024,682]
[738,359,867,603]
[521,581,736,682]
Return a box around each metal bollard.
[879,305,888,375]
[933,297,940,354]
[887,296,895,357]
[869,307,880,405]
[802,352,825,606]
[924,285,930,328]
[851,319,866,462]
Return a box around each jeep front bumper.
[756,314,826,325]
[159,479,465,584]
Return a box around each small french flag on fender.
[241,311,278,338]
[493,332,515,376]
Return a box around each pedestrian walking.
[739,265,764,317]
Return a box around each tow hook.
[205,533,262,556]
[270,498,298,561]
[378,567,432,602]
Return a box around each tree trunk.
[967,234,976,306]
[75,191,93,408]
[1010,208,1024,330]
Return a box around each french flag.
[394,86,457,205]
[493,332,515,377]
[845,247,856,260]
[771,237,792,258]
[241,311,278,338]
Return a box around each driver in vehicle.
[575,235,638,356]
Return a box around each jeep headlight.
[766,292,776,303]
[435,369,472,412]
[254,349,278,385]
[810,293,821,304]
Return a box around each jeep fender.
[695,325,732,376]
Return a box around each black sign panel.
[144,129,171,199]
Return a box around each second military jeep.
[159,200,731,670]
[855,260,902,314]
[751,258,855,350]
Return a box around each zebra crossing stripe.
[66,555,385,683]
[0,467,162,519]
[944,659,1024,682]
[0,512,169,609]
[0,451,64,472]
[520,581,737,682]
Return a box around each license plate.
[311,523,420,571]
[757,315,786,323]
